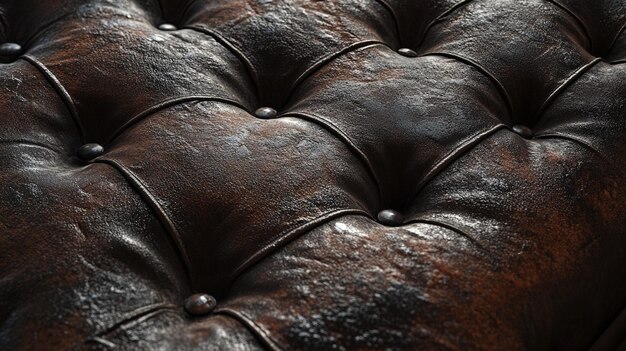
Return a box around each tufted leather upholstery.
[1,0,626,349]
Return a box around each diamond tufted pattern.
[1,0,626,350]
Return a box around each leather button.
[255,107,278,119]
[184,293,217,316]
[512,125,533,138]
[377,209,404,227]
[397,48,418,58]
[77,143,104,160]
[158,23,177,31]
[0,43,22,60]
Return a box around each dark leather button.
[0,43,22,59]
[377,209,404,227]
[512,125,533,138]
[397,48,418,58]
[255,107,278,119]
[77,143,104,160]
[158,23,177,31]
[184,293,217,316]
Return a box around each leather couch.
[1,0,625,349]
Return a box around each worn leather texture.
[1,0,626,350]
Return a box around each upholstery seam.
[21,55,85,143]
[546,0,593,52]
[215,308,283,351]
[84,336,116,348]
[0,13,7,38]
[183,25,260,102]
[532,133,606,161]
[588,305,626,351]
[230,209,372,287]
[371,0,403,46]
[94,158,194,286]
[0,139,62,154]
[177,0,202,24]
[415,0,477,49]
[606,22,626,55]
[90,303,179,338]
[408,124,507,206]
[279,112,383,205]
[283,41,386,107]
[610,59,626,65]
[536,58,603,120]
[21,13,72,50]
[420,52,514,119]
[156,0,165,20]
[402,218,487,252]
[107,96,247,144]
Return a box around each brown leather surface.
[1,0,625,350]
